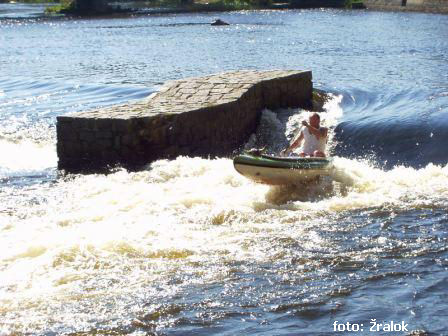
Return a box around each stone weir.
[57,70,312,172]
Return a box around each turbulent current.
[1,4,448,335]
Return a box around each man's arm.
[303,121,327,139]
[283,131,304,154]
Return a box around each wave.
[2,154,447,258]
[1,96,447,334]
[1,155,447,304]
[0,138,57,179]
[331,87,448,168]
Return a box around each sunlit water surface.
[1,4,448,335]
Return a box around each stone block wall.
[57,70,313,172]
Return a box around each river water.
[1,3,448,335]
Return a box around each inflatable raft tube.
[233,154,334,185]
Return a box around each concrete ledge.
[57,70,313,172]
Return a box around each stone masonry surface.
[57,70,313,171]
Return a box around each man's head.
[309,113,321,128]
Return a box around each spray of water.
[1,94,448,333]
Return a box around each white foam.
[0,139,57,176]
[2,93,448,331]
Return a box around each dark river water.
[1,3,448,335]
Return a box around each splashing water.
[1,95,447,334]
[1,151,448,332]
[245,94,343,155]
[0,139,57,178]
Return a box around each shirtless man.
[282,113,328,157]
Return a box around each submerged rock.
[211,19,230,26]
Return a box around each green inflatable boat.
[233,154,334,185]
